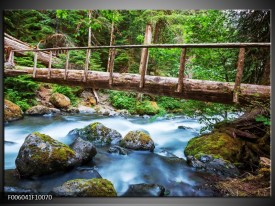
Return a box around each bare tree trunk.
[137,24,152,101]
[107,14,115,72]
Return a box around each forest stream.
[4,113,218,196]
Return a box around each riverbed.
[4,113,216,196]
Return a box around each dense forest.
[3,10,271,197]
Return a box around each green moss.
[184,132,243,163]
[64,178,117,197]
[31,132,76,163]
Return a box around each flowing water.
[4,113,216,196]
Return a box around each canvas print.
[3,10,270,197]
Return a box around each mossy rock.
[4,99,23,122]
[135,101,160,115]
[120,130,155,152]
[50,92,71,108]
[50,178,117,197]
[25,105,51,115]
[15,132,78,178]
[78,122,122,145]
[184,132,243,164]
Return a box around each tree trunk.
[5,66,270,105]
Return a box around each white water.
[4,114,214,196]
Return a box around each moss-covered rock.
[184,132,243,163]
[71,122,122,145]
[4,99,23,122]
[25,105,51,115]
[50,178,117,197]
[15,132,78,178]
[135,101,160,115]
[50,93,71,108]
[120,130,155,152]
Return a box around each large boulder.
[184,132,243,163]
[50,178,117,197]
[120,130,155,152]
[4,99,23,122]
[25,105,51,115]
[123,183,165,197]
[50,93,71,108]
[69,122,122,145]
[15,132,79,178]
[70,137,97,164]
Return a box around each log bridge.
[4,42,271,105]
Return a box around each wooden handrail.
[11,43,270,52]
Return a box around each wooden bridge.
[4,41,271,105]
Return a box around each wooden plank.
[233,47,245,103]
[139,24,152,88]
[64,50,70,80]
[176,48,187,93]
[11,43,270,52]
[5,66,270,105]
[8,51,14,64]
[47,51,52,79]
[32,51,38,78]
[109,48,116,85]
[84,49,91,82]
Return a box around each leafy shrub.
[109,91,136,111]
[4,75,39,111]
[14,55,44,68]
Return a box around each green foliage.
[14,55,44,68]
[52,85,81,106]
[109,91,136,112]
[255,115,271,126]
[4,75,39,111]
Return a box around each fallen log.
[4,33,58,66]
[4,66,270,105]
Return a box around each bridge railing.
[9,42,270,103]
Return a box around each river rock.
[70,122,122,145]
[15,132,79,178]
[4,99,23,122]
[184,132,243,164]
[50,93,71,108]
[62,106,79,113]
[70,137,97,164]
[123,183,165,197]
[94,105,117,116]
[120,130,155,152]
[4,186,34,195]
[186,155,240,178]
[25,105,51,115]
[50,178,117,197]
[108,145,128,155]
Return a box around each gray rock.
[186,155,240,178]
[120,130,155,152]
[15,132,79,178]
[108,146,128,155]
[123,183,165,197]
[50,178,117,197]
[62,107,79,113]
[70,137,97,164]
[25,105,51,115]
[4,186,34,195]
[70,122,122,146]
